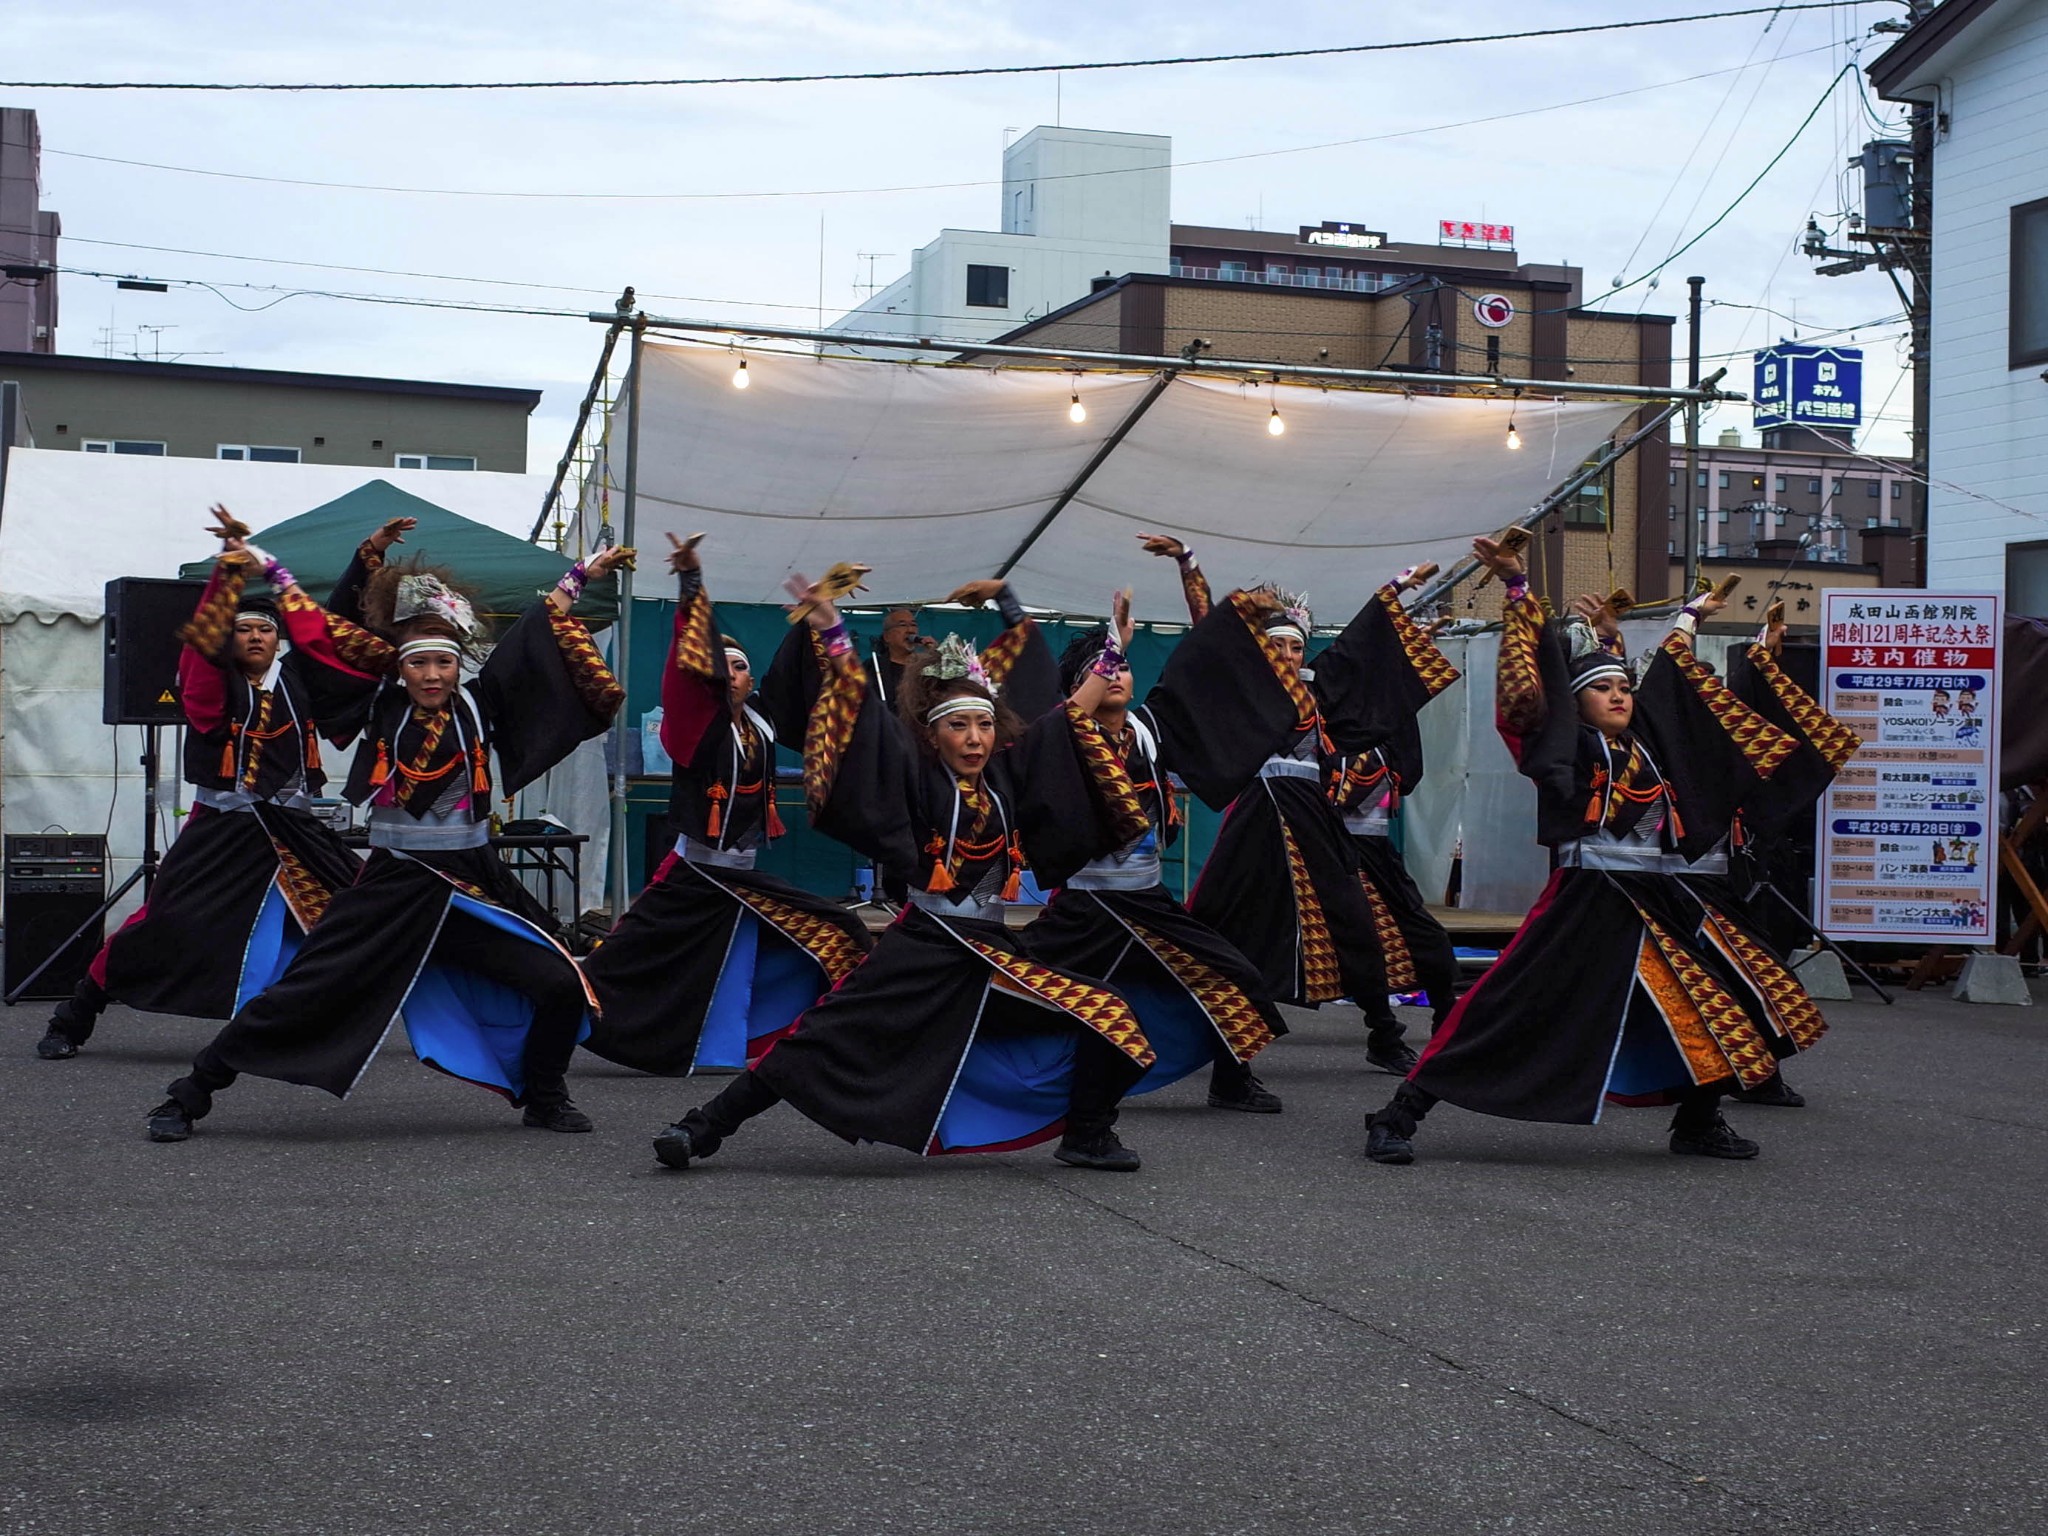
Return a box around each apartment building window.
[1717,471,1730,489]
[81,439,165,455]
[1865,479,1880,497]
[1893,481,1905,499]
[1696,470,1708,488]
[1775,474,1787,492]
[218,444,301,463]
[394,453,477,471]
[965,264,1009,308]
[1807,478,1821,493]
[1219,260,1249,280]
[2012,195,2048,368]
[1564,442,1613,529]
[1668,468,1677,486]
[1832,478,1844,495]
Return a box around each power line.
[39,45,1842,204]
[0,4,1877,91]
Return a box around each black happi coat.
[1016,602,1290,1078]
[749,618,1148,1156]
[1410,595,1830,1123]
[1183,585,1406,1009]
[197,598,622,1100]
[1322,582,1464,998]
[100,556,381,1020]
[582,570,871,1076]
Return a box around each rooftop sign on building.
[1438,219,1514,248]
[1753,342,1863,430]
[1299,221,1386,250]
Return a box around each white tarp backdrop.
[593,342,1640,621]
[0,451,608,922]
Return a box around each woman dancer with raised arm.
[37,510,391,1060]
[1011,587,1289,1113]
[651,569,1157,1173]
[581,534,871,1076]
[143,540,628,1142]
[1365,536,1830,1165]
[1143,534,1455,1077]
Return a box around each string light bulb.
[1069,390,1086,424]
[1268,404,1286,437]
[732,357,750,390]
[1505,391,1521,450]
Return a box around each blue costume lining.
[403,893,592,1100]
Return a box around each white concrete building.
[1873,0,2048,612]
[829,127,1170,351]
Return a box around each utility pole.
[1804,3,1935,581]
[1684,275,1704,596]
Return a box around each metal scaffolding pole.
[531,287,633,545]
[609,316,645,923]
[588,310,1743,408]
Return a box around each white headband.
[397,637,462,662]
[1266,623,1306,646]
[1573,661,1630,692]
[233,611,279,633]
[724,647,751,669]
[925,697,996,725]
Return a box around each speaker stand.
[4,727,164,1006]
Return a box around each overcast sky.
[7,1,1914,476]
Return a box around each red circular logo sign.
[1473,293,1515,328]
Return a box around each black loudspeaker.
[4,835,108,1000]
[104,576,207,725]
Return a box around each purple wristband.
[818,618,853,658]
[556,559,590,602]
[1503,572,1529,600]
[1091,633,1126,679]
[262,557,295,591]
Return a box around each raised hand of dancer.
[368,516,417,554]
[1471,535,1525,580]
[1136,533,1188,561]
[944,577,1006,608]
[205,505,254,554]
[665,531,705,576]
[1569,594,1622,644]
[1112,586,1135,649]
[1395,561,1440,593]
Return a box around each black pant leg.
[429,911,587,1107]
[1067,1027,1142,1141]
[1399,910,1461,1032]
[1671,1083,1725,1133]
[682,1069,784,1150]
[51,975,109,1044]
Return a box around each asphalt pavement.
[2,983,2042,1536]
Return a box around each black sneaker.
[1365,1117,1415,1165]
[1365,1039,1420,1076]
[1732,1074,1806,1108]
[145,1099,194,1143]
[522,1101,595,1133]
[1053,1130,1141,1172]
[35,1029,79,1061]
[1207,1071,1283,1113]
[1669,1114,1760,1160]
[652,1122,702,1169]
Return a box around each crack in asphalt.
[1005,1159,1797,1527]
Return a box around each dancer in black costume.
[1366,537,1831,1165]
[581,535,871,1076]
[144,539,628,1142]
[36,511,403,1060]
[652,569,1159,1173]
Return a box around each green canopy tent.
[178,480,618,628]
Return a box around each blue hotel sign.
[1753,342,1863,429]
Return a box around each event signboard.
[1815,588,2002,943]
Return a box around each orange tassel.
[1000,834,1025,902]
[926,846,956,893]
[219,727,238,780]
[705,783,727,839]
[765,794,786,840]
[305,731,322,772]
[471,740,490,797]
[369,737,391,788]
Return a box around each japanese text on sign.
[1815,589,2002,943]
